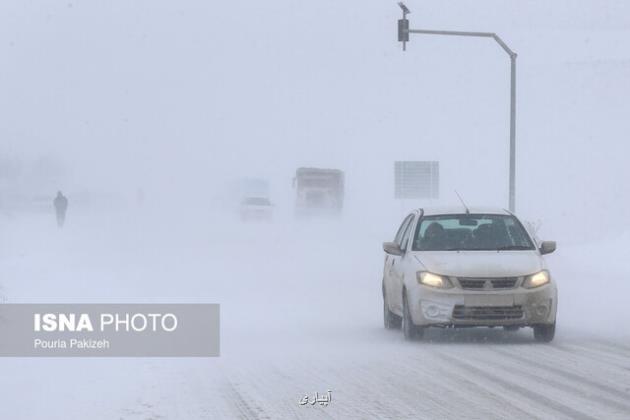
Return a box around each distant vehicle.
[240,197,273,221]
[293,167,344,216]
[382,207,558,342]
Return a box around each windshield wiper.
[441,246,531,251]
[497,245,531,251]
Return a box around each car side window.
[394,215,414,247]
[399,216,416,252]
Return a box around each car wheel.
[533,322,556,342]
[402,292,423,340]
[503,325,520,332]
[383,292,402,329]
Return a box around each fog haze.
[3,1,629,235]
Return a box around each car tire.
[533,322,556,342]
[383,294,402,330]
[402,292,423,340]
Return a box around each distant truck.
[293,167,344,215]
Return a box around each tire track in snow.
[305,364,407,420]
[339,356,461,419]
[472,348,630,416]
[491,347,630,404]
[439,352,599,420]
[387,347,533,420]
[555,343,630,371]
[410,346,561,419]
[510,343,630,389]
[267,354,410,420]
[222,362,336,420]
[589,339,630,358]
[265,365,335,420]
[223,379,270,420]
[263,363,336,420]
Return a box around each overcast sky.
[1,0,629,238]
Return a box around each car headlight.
[416,272,453,289]
[523,270,550,289]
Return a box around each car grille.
[457,277,518,290]
[452,305,524,320]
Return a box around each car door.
[384,214,414,313]
[389,214,416,314]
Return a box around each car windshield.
[412,214,535,251]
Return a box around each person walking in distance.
[53,191,68,227]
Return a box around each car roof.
[417,206,512,216]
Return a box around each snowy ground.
[1,208,630,419]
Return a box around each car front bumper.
[408,284,557,327]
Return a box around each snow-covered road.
[1,209,629,419]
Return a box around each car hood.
[412,250,544,278]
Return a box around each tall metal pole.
[398,4,517,212]
[509,55,516,213]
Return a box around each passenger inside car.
[414,215,534,251]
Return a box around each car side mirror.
[540,241,556,255]
[383,242,404,256]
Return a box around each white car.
[239,197,273,221]
[382,207,557,342]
